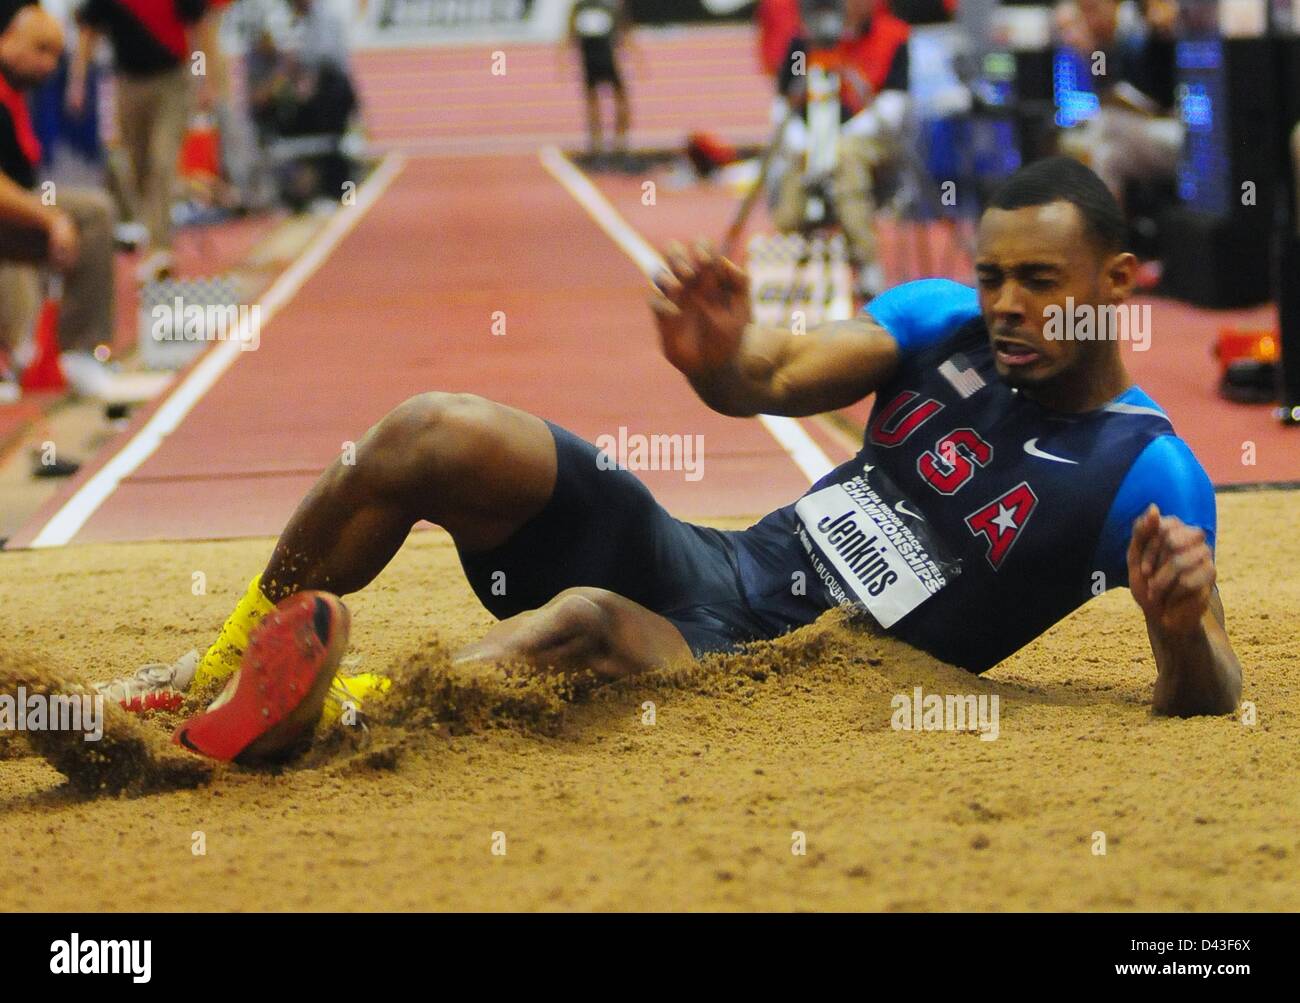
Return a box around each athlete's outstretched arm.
[1128,505,1242,716]
[648,241,902,417]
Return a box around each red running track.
[11,156,1298,547]
[10,153,847,547]
[352,25,773,155]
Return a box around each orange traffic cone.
[19,276,66,393]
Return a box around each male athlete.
[103,157,1241,763]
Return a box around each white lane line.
[26,153,408,549]
[538,145,665,277]
[537,144,834,485]
[754,414,835,483]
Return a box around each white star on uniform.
[990,503,1019,536]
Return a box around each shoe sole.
[173,592,350,764]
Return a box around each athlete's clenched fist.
[1127,503,1217,636]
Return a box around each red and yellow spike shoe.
[172,592,350,765]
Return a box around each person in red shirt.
[756,0,801,78]
[67,0,209,282]
[0,5,117,386]
[770,0,911,298]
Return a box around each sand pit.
[1,490,1296,911]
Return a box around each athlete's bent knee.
[544,588,616,646]
[357,391,509,499]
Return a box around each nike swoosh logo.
[1023,438,1079,465]
[894,500,924,520]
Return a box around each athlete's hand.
[649,240,752,379]
[1127,504,1216,637]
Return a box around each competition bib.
[794,463,960,628]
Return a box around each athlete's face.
[974,201,1132,391]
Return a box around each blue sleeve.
[863,278,981,358]
[1093,435,1217,589]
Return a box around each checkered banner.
[138,276,251,371]
[747,232,854,330]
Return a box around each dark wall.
[628,1,758,25]
[891,0,954,24]
[627,0,954,27]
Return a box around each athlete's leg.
[453,587,691,680]
[188,394,746,718]
[262,392,557,600]
[193,393,559,688]
[173,397,703,761]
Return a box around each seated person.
[770,0,911,298]
[1055,0,1182,210]
[248,0,357,209]
[0,4,116,391]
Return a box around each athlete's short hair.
[987,156,1126,255]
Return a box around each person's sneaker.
[59,350,116,398]
[10,339,33,371]
[31,453,80,478]
[114,221,149,250]
[93,650,199,711]
[308,197,339,217]
[172,592,350,764]
[135,249,175,284]
[0,348,19,402]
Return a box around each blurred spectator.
[225,0,284,205]
[284,0,354,137]
[26,0,104,170]
[757,0,800,78]
[293,0,347,71]
[1055,0,1182,207]
[247,0,357,208]
[68,0,208,282]
[190,0,257,209]
[190,0,221,112]
[0,3,116,384]
[771,0,910,297]
[564,0,630,161]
